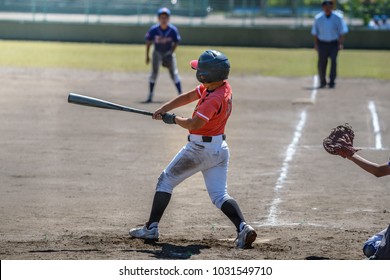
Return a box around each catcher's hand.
[162,53,173,68]
[323,123,360,158]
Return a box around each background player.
[144,7,182,103]
[129,50,257,249]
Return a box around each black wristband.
[162,113,176,124]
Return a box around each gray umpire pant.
[150,50,181,84]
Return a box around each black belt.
[318,39,338,44]
[188,134,226,142]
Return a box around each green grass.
[0,40,389,79]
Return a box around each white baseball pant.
[156,134,232,209]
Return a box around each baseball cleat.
[129,224,159,240]
[234,224,257,249]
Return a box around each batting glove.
[162,113,176,124]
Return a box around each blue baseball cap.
[322,1,333,6]
[157,7,171,16]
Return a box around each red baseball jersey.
[189,82,232,136]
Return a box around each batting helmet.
[157,7,171,16]
[190,50,230,83]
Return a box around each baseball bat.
[68,93,153,116]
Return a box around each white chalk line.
[310,75,319,102]
[368,101,383,150]
[261,75,318,227]
[265,111,307,226]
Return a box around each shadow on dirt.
[123,241,211,259]
[28,249,101,253]
[305,256,331,260]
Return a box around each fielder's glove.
[162,113,176,124]
[323,123,360,158]
[162,53,173,68]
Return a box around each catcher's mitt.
[162,53,173,68]
[323,123,359,158]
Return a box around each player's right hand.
[153,108,165,120]
[146,56,150,64]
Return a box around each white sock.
[239,222,247,232]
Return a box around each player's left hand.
[162,53,173,68]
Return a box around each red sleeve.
[195,85,205,98]
[195,95,221,122]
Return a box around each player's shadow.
[305,255,331,260]
[123,241,211,259]
[302,86,321,91]
[139,100,164,104]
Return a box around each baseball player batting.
[129,50,257,249]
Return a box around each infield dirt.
[1,68,389,260]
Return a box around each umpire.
[311,1,348,88]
